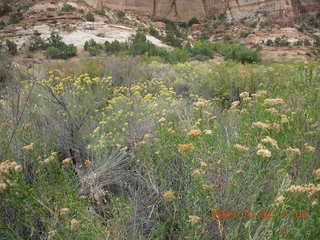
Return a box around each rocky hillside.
[0,0,319,63]
[88,0,320,24]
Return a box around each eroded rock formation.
[86,0,320,24]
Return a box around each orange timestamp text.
[212,209,309,220]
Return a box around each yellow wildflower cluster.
[252,90,267,98]
[233,144,249,153]
[188,215,201,225]
[264,98,284,106]
[192,169,205,178]
[230,101,240,110]
[261,136,279,150]
[59,208,70,217]
[304,144,316,153]
[193,98,208,108]
[286,147,301,158]
[40,152,58,165]
[265,107,279,115]
[43,72,112,94]
[22,143,34,151]
[256,148,272,158]
[252,121,280,131]
[163,190,175,202]
[70,219,81,232]
[313,169,320,180]
[0,160,22,193]
[287,184,320,197]
[239,91,251,101]
[178,144,194,155]
[274,195,285,206]
[187,129,202,137]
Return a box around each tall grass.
[0,56,319,239]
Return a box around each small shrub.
[164,48,190,63]
[45,44,77,59]
[149,26,160,38]
[47,31,64,49]
[95,9,106,16]
[0,20,5,30]
[224,34,232,41]
[61,3,75,12]
[188,17,200,26]
[222,44,261,63]
[250,21,257,28]
[84,39,102,56]
[105,40,128,54]
[0,2,11,17]
[240,17,246,24]
[266,39,273,46]
[85,12,95,22]
[165,31,183,48]
[190,41,215,58]
[218,13,226,21]
[303,39,311,47]
[29,35,47,51]
[8,12,23,24]
[240,31,251,38]
[116,10,125,19]
[294,40,303,46]
[6,40,17,56]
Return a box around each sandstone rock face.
[86,0,320,24]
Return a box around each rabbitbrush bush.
[0,56,320,239]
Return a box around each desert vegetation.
[0,52,319,239]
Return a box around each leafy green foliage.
[0,20,5,30]
[149,26,160,38]
[0,2,11,17]
[104,40,128,54]
[8,12,23,24]
[28,35,48,51]
[6,40,17,56]
[45,45,77,59]
[45,32,77,59]
[84,39,103,56]
[61,3,75,12]
[188,17,200,26]
[84,12,94,22]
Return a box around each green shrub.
[188,17,200,26]
[61,3,75,12]
[84,39,102,56]
[149,26,160,38]
[47,31,65,49]
[116,10,125,19]
[266,39,273,46]
[222,44,261,63]
[164,48,190,63]
[240,31,251,38]
[0,2,11,17]
[165,31,183,48]
[0,20,5,29]
[95,9,106,16]
[104,40,128,54]
[190,41,215,58]
[45,44,77,59]
[294,40,303,46]
[8,12,23,24]
[29,35,48,51]
[304,39,311,47]
[250,21,257,28]
[85,12,95,22]
[6,40,17,56]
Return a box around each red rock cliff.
[86,0,320,23]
